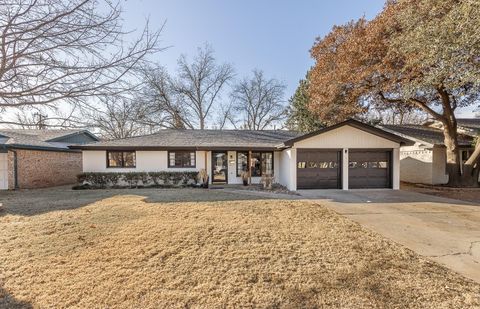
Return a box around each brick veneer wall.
[7,149,82,189]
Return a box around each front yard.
[1,188,479,308]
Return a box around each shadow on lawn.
[0,287,32,309]
[0,186,273,216]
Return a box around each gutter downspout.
[11,149,18,189]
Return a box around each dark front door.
[297,149,342,189]
[349,150,392,189]
[212,151,228,183]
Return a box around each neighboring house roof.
[282,119,413,147]
[0,129,99,152]
[71,119,412,151]
[71,129,303,151]
[381,125,474,147]
[457,118,480,131]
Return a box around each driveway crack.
[427,241,480,260]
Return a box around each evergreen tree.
[286,72,324,132]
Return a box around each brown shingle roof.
[72,129,303,150]
[381,125,474,146]
[0,129,97,151]
[457,118,480,130]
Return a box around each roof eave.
[70,145,281,151]
[5,144,81,153]
[284,119,414,147]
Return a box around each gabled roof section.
[282,119,414,147]
[0,129,99,152]
[71,129,303,150]
[381,124,474,147]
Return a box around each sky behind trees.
[122,1,385,100]
[121,0,475,117]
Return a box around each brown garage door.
[297,150,341,189]
[349,150,391,189]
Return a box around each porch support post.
[342,148,349,190]
[204,150,207,170]
[248,150,252,185]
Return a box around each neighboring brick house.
[0,130,98,190]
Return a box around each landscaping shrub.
[75,171,199,189]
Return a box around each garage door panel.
[297,150,341,189]
[349,150,391,189]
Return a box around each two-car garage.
[280,119,411,191]
[296,149,392,189]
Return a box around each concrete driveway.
[298,189,480,283]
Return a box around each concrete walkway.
[298,189,480,283]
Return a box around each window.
[237,151,273,176]
[349,161,388,169]
[107,151,136,168]
[168,151,196,168]
[261,152,273,175]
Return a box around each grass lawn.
[1,190,479,308]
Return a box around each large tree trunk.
[437,87,479,187]
[442,113,462,186]
[461,139,480,187]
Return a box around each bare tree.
[231,70,287,130]
[0,0,161,117]
[140,65,192,129]
[84,96,152,139]
[2,105,83,128]
[214,102,236,129]
[9,112,48,129]
[173,44,234,129]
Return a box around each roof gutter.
[6,144,81,153]
[69,145,282,151]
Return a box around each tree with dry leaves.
[309,0,480,186]
[0,0,161,122]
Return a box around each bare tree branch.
[172,44,234,129]
[0,0,163,113]
[231,70,287,130]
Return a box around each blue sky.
[122,0,385,97]
[121,0,475,117]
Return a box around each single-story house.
[382,120,478,185]
[0,129,99,190]
[71,119,412,190]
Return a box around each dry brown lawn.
[1,191,480,308]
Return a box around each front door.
[212,151,228,183]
